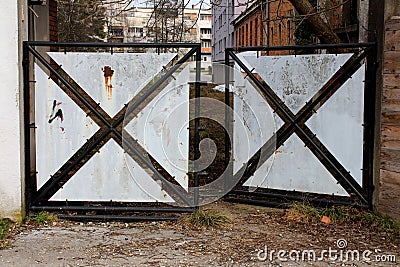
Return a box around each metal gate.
[23,42,377,220]
[224,43,377,208]
[23,42,203,220]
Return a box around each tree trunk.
[288,0,343,44]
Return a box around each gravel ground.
[0,201,398,266]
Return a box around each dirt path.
[0,202,398,266]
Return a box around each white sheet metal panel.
[35,52,187,202]
[35,64,100,190]
[234,53,365,195]
[306,65,365,186]
[125,65,190,191]
[49,52,177,118]
[51,139,173,202]
[232,66,277,182]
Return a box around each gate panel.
[24,42,201,219]
[226,44,376,207]
[34,52,186,202]
[237,53,364,194]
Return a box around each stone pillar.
[0,1,27,222]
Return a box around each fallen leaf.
[321,216,331,224]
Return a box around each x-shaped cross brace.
[28,45,200,207]
[227,47,374,205]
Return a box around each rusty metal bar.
[30,205,193,213]
[193,45,201,208]
[57,214,181,221]
[229,42,376,52]
[27,41,201,48]
[23,42,35,206]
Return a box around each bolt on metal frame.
[224,43,377,208]
[23,41,202,221]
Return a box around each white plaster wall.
[0,1,26,221]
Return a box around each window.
[278,23,282,46]
[110,28,123,37]
[202,40,211,48]
[271,26,274,46]
[223,37,226,50]
[287,20,291,45]
[245,24,248,46]
[200,28,212,35]
[128,27,143,37]
[250,21,253,46]
[241,26,244,47]
[255,18,258,46]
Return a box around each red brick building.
[233,0,295,55]
[320,0,359,42]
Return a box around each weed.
[286,202,400,239]
[31,211,57,225]
[0,219,11,240]
[183,209,231,228]
[286,202,321,223]
[0,219,12,250]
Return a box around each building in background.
[105,5,150,45]
[184,7,213,71]
[232,0,367,55]
[103,3,212,70]
[233,0,295,55]
[211,0,253,80]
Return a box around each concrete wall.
[379,0,400,219]
[0,0,27,222]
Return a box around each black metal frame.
[23,41,202,220]
[224,43,377,209]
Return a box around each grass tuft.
[183,209,231,228]
[0,219,11,240]
[286,202,400,239]
[31,211,57,225]
[0,219,12,250]
[286,202,320,223]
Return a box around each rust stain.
[275,150,283,154]
[102,66,114,100]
